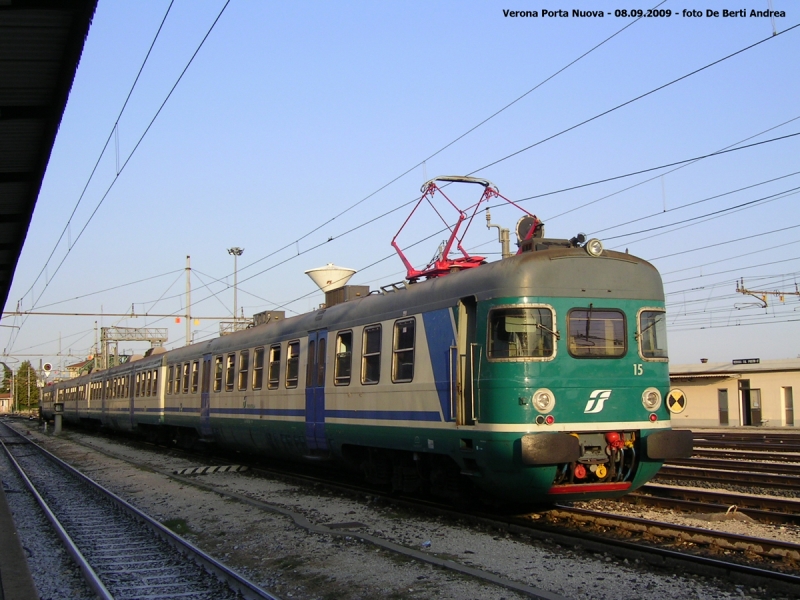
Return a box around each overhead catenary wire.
[5,0,233,354]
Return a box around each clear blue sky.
[3,0,798,372]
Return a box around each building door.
[739,379,752,426]
[750,389,762,426]
[305,330,328,451]
[717,389,729,425]
[200,354,212,436]
[784,387,794,426]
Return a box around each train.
[41,177,692,505]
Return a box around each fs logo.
[584,390,612,414]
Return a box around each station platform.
[0,461,38,599]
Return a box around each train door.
[200,354,212,436]
[456,297,477,426]
[305,330,328,451]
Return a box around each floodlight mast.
[391,176,540,282]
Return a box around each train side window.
[238,350,249,391]
[125,375,130,397]
[225,354,235,391]
[567,307,626,358]
[253,347,264,390]
[214,356,223,392]
[286,341,299,388]
[392,319,415,383]
[334,331,352,386]
[182,363,190,393]
[637,309,668,360]
[135,373,140,397]
[488,307,555,360]
[268,344,281,389]
[167,366,174,395]
[152,370,158,396]
[191,361,199,393]
[361,325,381,385]
[146,371,152,396]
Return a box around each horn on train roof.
[304,263,357,293]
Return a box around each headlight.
[585,238,604,257]
[532,388,555,413]
[642,387,662,411]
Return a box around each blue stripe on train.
[325,409,441,421]
[422,308,456,421]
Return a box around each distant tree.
[14,361,39,411]
[1,365,11,394]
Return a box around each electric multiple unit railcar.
[41,233,692,505]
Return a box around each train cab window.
[286,341,299,388]
[361,325,381,385]
[268,345,281,389]
[334,331,352,386]
[167,366,174,395]
[392,319,415,382]
[225,354,235,391]
[253,347,264,390]
[238,350,249,391]
[182,363,190,393]
[191,361,199,393]
[637,309,668,360]
[568,307,626,358]
[488,307,555,360]
[214,356,223,392]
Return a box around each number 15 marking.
[633,364,643,376]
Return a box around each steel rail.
[0,433,115,600]
[691,447,800,462]
[668,457,800,476]
[657,464,800,489]
[622,490,800,525]
[0,422,281,600]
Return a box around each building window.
[286,341,299,388]
[488,307,555,359]
[214,356,223,392]
[567,307,626,358]
[268,345,281,389]
[784,387,794,426]
[225,354,235,391]
[182,363,190,394]
[191,361,199,393]
[334,331,352,386]
[718,389,729,426]
[638,309,668,360]
[238,350,249,391]
[362,325,381,384]
[253,347,264,390]
[392,319,415,382]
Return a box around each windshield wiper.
[635,315,663,341]
[537,322,560,340]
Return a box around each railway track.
[656,464,800,489]
[621,483,800,525]
[9,419,800,596]
[0,421,280,600]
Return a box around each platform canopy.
[0,0,97,311]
